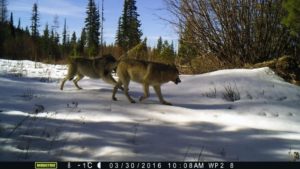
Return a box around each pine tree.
[62,18,67,46]
[159,40,175,64]
[157,36,163,53]
[78,28,87,56]
[17,18,21,30]
[25,26,30,35]
[52,15,59,43]
[0,0,7,23]
[100,0,104,56]
[116,0,142,53]
[61,18,68,57]
[31,3,39,38]
[71,32,77,56]
[9,12,12,25]
[9,12,15,37]
[49,27,60,61]
[115,18,122,45]
[43,23,50,60]
[177,22,198,72]
[85,0,100,57]
[282,0,300,36]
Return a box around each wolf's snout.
[175,77,181,85]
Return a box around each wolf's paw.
[112,97,118,101]
[130,100,136,104]
[139,96,144,102]
[162,101,172,106]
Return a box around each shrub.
[222,83,240,102]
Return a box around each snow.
[0,58,300,161]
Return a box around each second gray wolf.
[112,59,181,105]
[60,54,121,91]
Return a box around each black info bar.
[0,162,299,169]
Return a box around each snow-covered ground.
[0,59,300,161]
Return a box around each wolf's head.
[169,65,181,85]
[102,54,118,74]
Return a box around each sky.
[7,0,178,47]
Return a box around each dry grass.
[178,53,230,74]
[246,56,300,86]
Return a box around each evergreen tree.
[52,15,59,32]
[100,0,104,56]
[61,18,68,57]
[49,28,60,61]
[116,0,142,53]
[9,12,12,25]
[62,18,67,46]
[17,18,21,30]
[43,23,50,60]
[25,26,30,35]
[282,0,300,59]
[71,32,77,56]
[52,15,59,43]
[43,24,49,41]
[157,36,163,53]
[152,36,163,61]
[31,3,39,38]
[178,21,197,64]
[282,0,300,36]
[0,0,7,23]
[159,40,175,64]
[115,18,123,46]
[9,12,15,37]
[71,32,76,44]
[177,23,198,72]
[78,28,87,56]
[85,0,100,57]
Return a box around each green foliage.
[123,38,148,60]
[1,22,34,59]
[77,28,87,56]
[62,18,67,46]
[0,0,7,23]
[70,32,77,57]
[159,40,176,64]
[178,37,197,65]
[116,0,143,53]
[17,18,21,29]
[42,23,50,59]
[85,0,100,57]
[151,37,176,64]
[157,36,163,52]
[282,0,300,36]
[30,3,39,38]
[9,12,15,38]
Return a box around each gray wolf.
[60,54,121,90]
[112,59,181,105]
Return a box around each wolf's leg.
[103,75,124,91]
[139,83,149,102]
[153,85,172,105]
[123,80,136,103]
[73,74,84,90]
[112,80,122,101]
[60,78,68,90]
[60,64,77,90]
